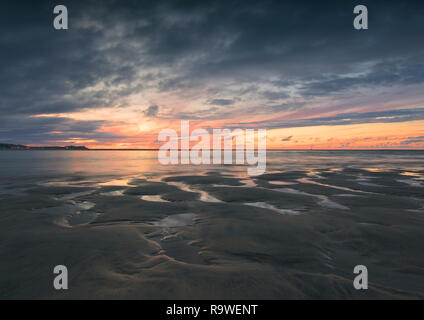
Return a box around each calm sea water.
[0,150,424,180]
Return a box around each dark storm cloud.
[299,59,424,97]
[1,0,424,143]
[270,102,307,112]
[262,91,291,101]
[0,115,126,145]
[228,108,424,129]
[0,0,145,117]
[208,99,235,106]
[400,137,424,145]
[165,107,235,120]
[144,105,159,117]
[141,0,424,91]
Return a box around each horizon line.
[5,148,424,151]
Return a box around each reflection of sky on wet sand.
[100,190,125,196]
[141,195,168,202]
[3,150,423,235]
[151,213,196,227]
[244,202,300,215]
[166,181,222,203]
[400,171,424,180]
[98,178,134,187]
[1,150,424,180]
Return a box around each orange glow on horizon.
[30,109,424,150]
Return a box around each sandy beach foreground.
[0,150,424,299]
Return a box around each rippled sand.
[1,151,424,299]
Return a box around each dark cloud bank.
[1,0,424,144]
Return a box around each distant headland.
[0,143,88,150]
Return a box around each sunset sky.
[1,0,424,149]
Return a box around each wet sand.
[1,164,424,299]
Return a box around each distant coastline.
[0,143,88,150]
[1,143,424,151]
